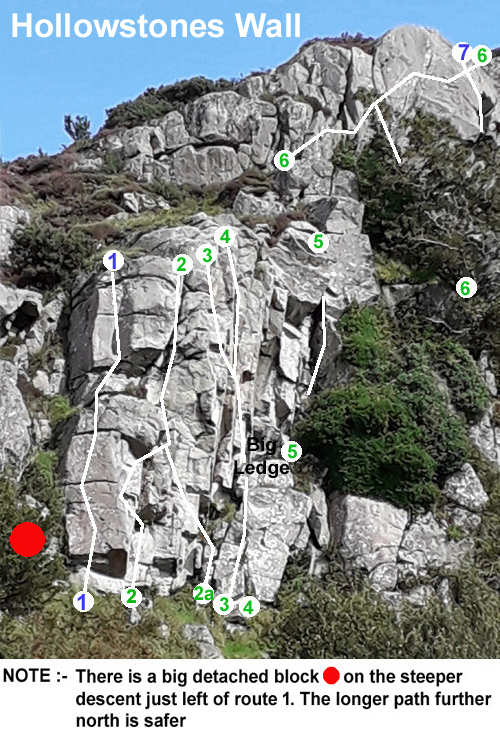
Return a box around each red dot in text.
[10,522,45,558]
[323,667,340,685]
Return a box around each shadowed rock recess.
[1,25,500,658]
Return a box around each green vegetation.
[296,306,469,508]
[332,112,500,284]
[0,452,65,614]
[264,555,500,658]
[0,585,267,659]
[105,76,235,129]
[429,338,490,422]
[10,218,95,291]
[48,395,77,428]
[332,110,500,379]
[64,115,92,143]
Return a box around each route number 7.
[459,43,470,61]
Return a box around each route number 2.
[171,253,193,274]
[121,587,143,608]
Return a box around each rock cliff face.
[1,25,500,638]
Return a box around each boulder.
[0,360,31,474]
[330,495,408,590]
[183,624,224,659]
[442,463,488,512]
[398,512,473,579]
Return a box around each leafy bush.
[332,112,500,287]
[105,76,235,129]
[338,305,396,374]
[10,218,95,291]
[0,452,66,614]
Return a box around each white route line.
[461,60,484,133]
[81,269,217,595]
[292,62,482,157]
[158,274,217,588]
[306,295,326,396]
[119,443,169,589]
[297,59,484,395]
[375,104,402,163]
[206,256,249,600]
[80,272,121,594]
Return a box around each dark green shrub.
[298,307,469,507]
[338,304,398,375]
[296,369,467,507]
[10,218,95,290]
[332,111,500,287]
[64,114,92,142]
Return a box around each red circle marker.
[10,522,45,558]
[323,667,340,685]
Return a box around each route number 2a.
[193,584,214,603]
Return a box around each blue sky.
[1,0,498,161]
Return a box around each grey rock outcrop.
[4,24,500,619]
[183,624,224,659]
[0,360,31,475]
[0,205,29,264]
[329,495,408,590]
[398,512,473,579]
[443,463,488,512]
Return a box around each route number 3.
[196,244,218,264]
[213,594,234,616]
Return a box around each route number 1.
[73,590,94,612]
[102,250,124,272]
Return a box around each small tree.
[64,114,92,142]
